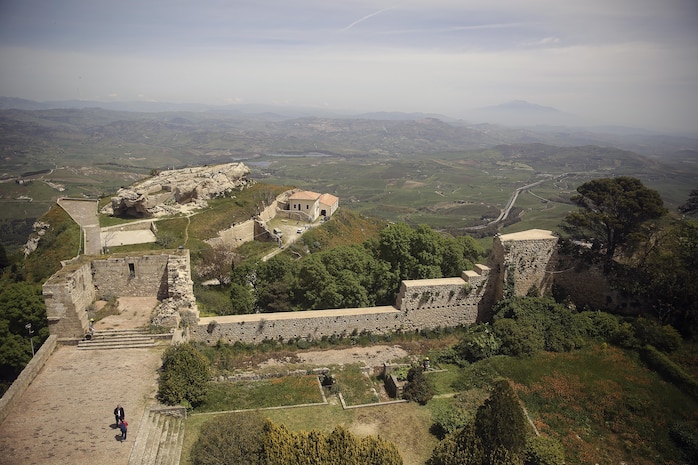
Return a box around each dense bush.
[454,323,501,363]
[491,297,585,356]
[668,421,698,463]
[632,317,682,352]
[574,311,620,340]
[190,412,265,465]
[403,366,435,405]
[524,436,565,465]
[428,379,529,465]
[493,319,544,357]
[430,402,472,439]
[157,343,210,407]
[261,421,403,465]
[640,345,698,398]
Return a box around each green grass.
[334,364,381,406]
[194,375,324,412]
[425,364,462,396]
[466,344,698,464]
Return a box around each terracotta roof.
[318,193,338,205]
[289,190,321,200]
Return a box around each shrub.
[157,343,210,407]
[633,317,682,353]
[524,436,565,465]
[493,319,544,357]
[455,323,502,362]
[190,412,265,465]
[640,345,698,398]
[668,421,698,463]
[431,402,471,438]
[575,311,619,340]
[403,366,434,405]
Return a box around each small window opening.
[128,263,135,278]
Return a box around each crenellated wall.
[192,263,499,345]
[43,229,559,345]
[491,229,558,300]
[191,231,558,345]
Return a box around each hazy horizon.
[1,0,697,133]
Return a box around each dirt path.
[259,345,411,368]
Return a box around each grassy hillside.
[179,340,698,465]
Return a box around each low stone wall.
[194,306,402,345]
[0,335,57,425]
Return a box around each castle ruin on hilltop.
[42,229,559,345]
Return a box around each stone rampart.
[92,253,170,299]
[206,201,278,248]
[42,228,559,345]
[195,306,402,345]
[190,231,557,345]
[0,335,57,425]
[43,259,96,339]
[192,265,498,345]
[491,229,558,300]
[43,250,195,340]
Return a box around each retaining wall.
[0,335,57,425]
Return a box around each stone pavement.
[0,298,166,465]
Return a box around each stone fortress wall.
[43,250,196,341]
[42,228,558,345]
[191,230,558,345]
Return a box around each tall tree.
[157,343,210,407]
[427,379,528,465]
[679,189,698,216]
[562,177,666,259]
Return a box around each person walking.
[114,404,124,427]
[119,419,128,441]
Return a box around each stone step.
[129,407,186,465]
[78,329,158,350]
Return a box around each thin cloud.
[342,8,393,32]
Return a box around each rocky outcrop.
[23,221,51,256]
[102,162,252,218]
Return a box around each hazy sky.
[1,0,697,132]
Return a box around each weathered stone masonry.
[191,230,559,345]
[43,229,559,345]
[43,250,195,341]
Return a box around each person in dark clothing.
[114,404,124,427]
[119,420,128,441]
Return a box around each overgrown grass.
[195,375,324,412]
[466,344,698,464]
[334,364,381,406]
[23,204,80,282]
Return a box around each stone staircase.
[128,406,187,465]
[77,328,169,350]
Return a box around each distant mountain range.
[1,97,696,159]
[468,100,592,128]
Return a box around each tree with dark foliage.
[679,189,698,216]
[562,177,666,259]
